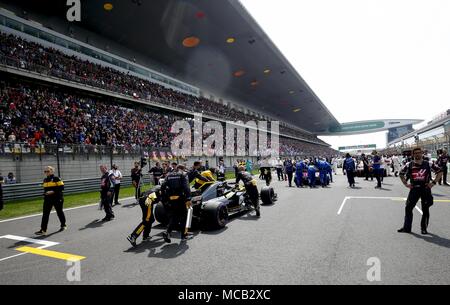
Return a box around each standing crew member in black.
[149,162,164,185]
[162,165,192,243]
[437,149,449,186]
[398,147,443,235]
[188,161,211,184]
[35,166,66,235]
[131,162,143,203]
[236,166,260,217]
[100,165,115,222]
[362,154,372,181]
[343,153,356,188]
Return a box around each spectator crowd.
[0,32,337,157]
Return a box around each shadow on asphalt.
[121,203,139,209]
[199,209,262,234]
[433,193,449,197]
[147,242,189,259]
[376,188,392,191]
[33,230,63,240]
[7,241,31,249]
[6,229,64,248]
[125,231,199,257]
[124,237,190,259]
[411,233,450,249]
[124,235,167,254]
[79,219,108,231]
[199,211,251,235]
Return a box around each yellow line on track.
[15,246,86,261]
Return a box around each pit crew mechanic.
[127,190,159,247]
[162,165,192,243]
[188,161,213,185]
[235,165,260,217]
[35,166,67,235]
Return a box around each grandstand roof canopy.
[4,0,340,133]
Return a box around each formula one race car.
[154,180,277,229]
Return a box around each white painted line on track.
[0,235,59,262]
[0,235,59,247]
[0,252,27,262]
[337,196,424,215]
[415,206,424,215]
[0,197,135,224]
[337,197,350,215]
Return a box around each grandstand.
[386,109,450,157]
[0,1,339,186]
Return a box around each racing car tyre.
[202,202,228,229]
[154,202,169,226]
[260,186,275,205]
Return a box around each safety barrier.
[2,176,150,202]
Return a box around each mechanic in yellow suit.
[193,168,217,191]
[127,191,158,247]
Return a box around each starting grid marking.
[336,196,450,216]
[0,235,85,262]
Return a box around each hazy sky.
[240,0,450,149]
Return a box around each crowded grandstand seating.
[0,33,320,142]
[0,32,337,157]
[0,80,336,157]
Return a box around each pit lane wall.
[0,145,261,201]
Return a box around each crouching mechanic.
[127,190,159,247]
[317,159,329,188]
[308,163,317,188]
[162,165,192,243]
[295,159,306,188]
[236,166,260,217]
[398,147,443,235]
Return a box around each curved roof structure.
[319,119,424,136]
[0,0,340,133]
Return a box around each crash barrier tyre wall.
[260,187,275,205]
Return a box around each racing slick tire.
[154,202,169,226]
[202,201,229,229]
[260,186,275,205]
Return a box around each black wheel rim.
[218,206,228,225]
